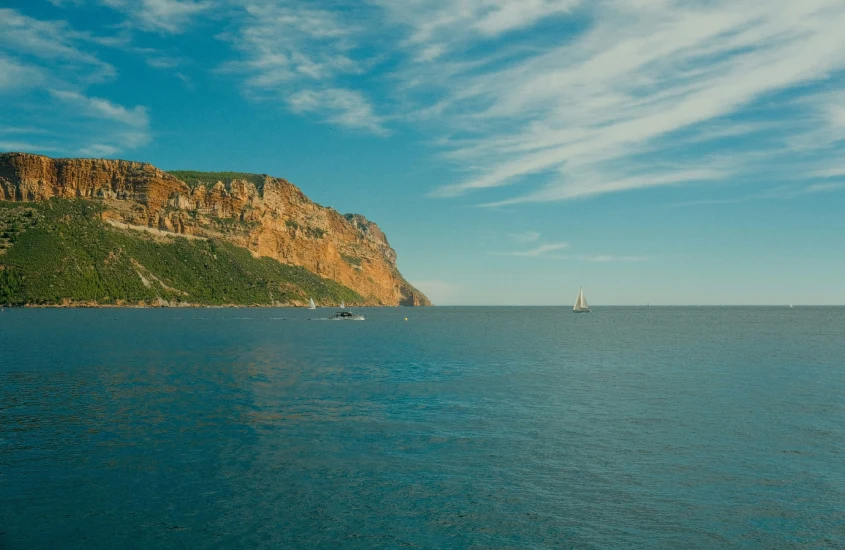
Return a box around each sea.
[1,306,843,548]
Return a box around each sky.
[1,0,844,305]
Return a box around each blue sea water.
[1,306,843,548]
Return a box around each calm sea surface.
[1,307,843,548]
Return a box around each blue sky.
[1,0,844,305]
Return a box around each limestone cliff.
[0,152,430,306]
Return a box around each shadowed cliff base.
[0,152,430,307]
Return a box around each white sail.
[308,297,316,309]
[573,288,590,311]
[340,300,345,308]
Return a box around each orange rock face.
[0,152,430,306]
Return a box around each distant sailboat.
[340,300,345,308]
[573,287,591,313]
[308,297,316,310]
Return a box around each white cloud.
[132,46,188,70]
[479,168,726,206]
[50,90,150,128]
[10,0,845,201]
[386,0,845,204]
[0,9,148,156]
[668,179,845,207]
[0,56,44,91]
[222,3,360,83]
[78,144,121,157]
[491,242,647,261]
[0,141,62,153]
[493,242,569,257]
[804,182,845,194]
[220,2,387,134]
[812,167,845,179]
[99,0,213,33]
[0,127,49,135]
[509,231,541,243]
[373,0,582,60]
[579,255,647,263]
[0,127,56,153]
[0,8,115,82]
[288,89,389,135]
[48,90,151,155]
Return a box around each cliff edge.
[0,152,430,306]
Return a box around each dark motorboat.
[329,311,365,321]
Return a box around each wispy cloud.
[509,231,541,243]
[0,55,44,91]
[99,0,214,33]
[800,182,845,194]
[385,0,845,204]
[51,90,149,128]
[493,242,569,257]
[669,181,845,207]
[131,46,190,70]
[812,167,845,179]
[374,0,582,61]
[42,90,151,155]
[220,2,387,135]
[0,8,156,157]
[288,89,389,135]
[476,168,726,206]
[0,127,49,136]
[0,8,116,82]
[9,0,845,200]
[491,242,647,261]
[579,255,647,263]
[0,141,62,153]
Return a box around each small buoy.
[404,317,408,321]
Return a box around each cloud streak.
[668,180,845,207]
[509,231,541,243]
[47,90,152,155]
[50,90,149,128]
[210,0,845,203]
[7,0,845,199]
[221,2,388,135]
[0,8,151,157]
[386,0,845,204]
[99,0,214,33]
[493,242,569,257]
[579,255,647,263]
[373,0,582,60]
[0,55,44,91]
[0,8,116,83]
[288,89,389,135]
[492,242,647,261]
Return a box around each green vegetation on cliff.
[0,199,362,307]
[167,170,266,191]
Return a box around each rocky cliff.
[0,152,430,306]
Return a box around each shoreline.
[1,302,411,309]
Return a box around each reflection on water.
[1,307,844,547]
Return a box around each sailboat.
[340,300,345,308]
[308,297,316,310]
[573,287,591,313]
